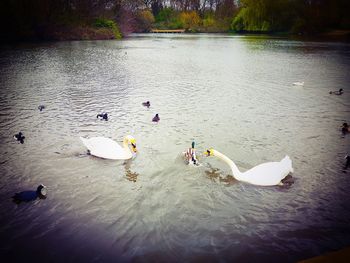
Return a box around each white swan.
[204,149,293,186]
[80,135,137,160]
[293,81,304,86]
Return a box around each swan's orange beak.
[131,143,137,153]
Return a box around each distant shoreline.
[2,29,350,44]
[146,29,350,42]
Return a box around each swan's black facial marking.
[131,142,137,153]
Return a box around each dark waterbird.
[345,155,350,170]
[12,184,47,204]
[142,101,150,107]
[97,112,108,121]
[38,105,45,111]
[14,132,25,144]
[342,123,350,134]
[329,88,343,95]
[152,114,160,122]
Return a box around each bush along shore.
[47,19,122,41]
[8,18,122,41]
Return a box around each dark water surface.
[0,34,350,262]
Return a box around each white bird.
[204,149,293,186]
[293,81,304,86]
[80,135,137,160]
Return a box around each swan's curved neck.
[123,137,129,149]
[122,137,132,157]
[213,150,242,179]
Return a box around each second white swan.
[204,149,293,186]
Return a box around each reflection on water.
[125,169,139,182]
[0,34,350,262]
[204,166,238,186]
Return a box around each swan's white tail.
[281,155,293,173]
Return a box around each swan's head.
[125,135,137,153]
[204,149,214,157]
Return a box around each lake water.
[0,34,350,262]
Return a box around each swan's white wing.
[242,159,292,186]
[80,137,129,160]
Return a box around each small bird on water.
[293,81,304,86]
[329,88,343,95]
[342,123,350,134]
[142,101,151,107]
[12,184,47,204]
[97,112,108,121]
[38,105,45,111]
[345,155,350,170]
[14,132,25,144]
[152,114,160,122]
[184,141,198,165]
